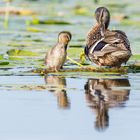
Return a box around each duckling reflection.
[84,79,130,131]
[44,75,70,109]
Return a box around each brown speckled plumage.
[45,31,72,71]
[85,7,132,67]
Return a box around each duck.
[45,31,72,72]
[84,7,132,67]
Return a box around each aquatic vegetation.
[121,19,140,27]
[74,6,89,16]
[7,49,38,56]
[26,18,71,25]
[0,61,9,65]
[26,27,46,32]
[0,1,140,139]
[0,0,139,77]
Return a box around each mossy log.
[32,63,140,75]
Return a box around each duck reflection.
[84,79,130,131]
[44,75,70,109]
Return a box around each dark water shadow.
[44,74,70,109]
[84,78,130,131]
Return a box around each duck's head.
[95,7,110,29]
[58,31,72,44]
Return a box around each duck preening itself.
[45,31,72,72]
[85,7,132,67]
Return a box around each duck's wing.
[44,51,48,64]
[103,30,130,50]
[93,44,122,56]
[44,46,55,65]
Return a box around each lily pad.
[0,61,10,65]
[0,55,3,60]
[7,49,38,56]
[105,3,128,9]
[74,7,88,15]
[130,54,140,60]
[9,56,24,61]
[68,47,83,58]
[26,27,46,33]
[27,19,71,25]
[121,19,140,27]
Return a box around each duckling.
[45,31,72,71]
[85,7,132,67]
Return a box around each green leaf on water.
[130,54,140,60]
[68,47,83,58]
[74,7,88,15]
[121,19,140,27]
[9,56,24,61]
[0,55,3,60]
[27,18,71,25]
[105,3,128,9]
[7,49,38,56]
[0,61,9,65]
[26,27,46,32]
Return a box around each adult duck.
[84,7,132,67]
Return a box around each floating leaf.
[27,18,71,25]
[131,54,140,60]
[121,19,140,27]
[105,3,128,9]
[74,7,88,15]
[68,47,83,58]
[26,27,46,32]
[7,49,38,56]
[0,61,9,65]
[70,45,82,48]
[9,56,24,61]
[80,50,86,64]
[0,55,3,60]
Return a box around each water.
[0,74,139,140]
[0,0,140,139]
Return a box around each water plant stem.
[4,1,10,29]
[67,56,84,68]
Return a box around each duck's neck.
[58,42,68,50]
[86,24,103,47]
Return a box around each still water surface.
[0,73,140,140]
[0,0,140,139]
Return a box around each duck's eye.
[93,36,96,39]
